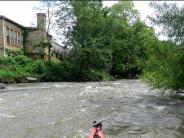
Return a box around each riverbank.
[0,55,183,102]
[0,55,114,84]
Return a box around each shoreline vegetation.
[0,1,183,100]
[0,54,183,101]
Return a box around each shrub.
[0,68,16,83]
[31,60,47,79]
[79,69,110,81]
[13,55,32,66]
[40,60,74,82]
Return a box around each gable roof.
[0,15,24,28]
[0,15,36,30]
[51,41,65,52]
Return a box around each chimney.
[37,13,46,31]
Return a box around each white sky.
[0,1,184,41]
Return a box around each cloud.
[0,1,183,41]
[0,1,40,27]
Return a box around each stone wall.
[4,20,23,51]
[0,19,4,56]
[25,29,46,54]
[25,13,47,59]
[0,13,48,59]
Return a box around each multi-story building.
[0,13,65,60]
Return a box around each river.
[0,80,183,138]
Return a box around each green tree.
[108,2,146,78]
[57,0,112,81]
[110,1,139,24]
[149,2,184,44]
[143,2,184,93]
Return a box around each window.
[6,27,10,45]
[6,27,10,36]
[17,32,20,46]
[10,30,14,45]
[18,33,23,47]
[21,34,23,46]
[6,35,10,45]
[13,31,16,45]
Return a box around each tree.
[142,2,184,93]
[55,0,150,80]
[56,0,113,81]
[110,1,139,24]
[108,2,144,78]
[149,2,184,44]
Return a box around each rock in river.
[0,83,6,89]
[26,77,38,82]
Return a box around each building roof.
[51,41,66,53]
[0,15,24,28]
[0,15,36,29]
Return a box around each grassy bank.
[0,55,112,83]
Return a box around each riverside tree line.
[0,1,183,96]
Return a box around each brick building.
[0,13,65,60]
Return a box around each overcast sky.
[0,1,153,27]
[0,1,183,41]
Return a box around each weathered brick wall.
[0,19,4,56]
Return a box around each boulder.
[0,83,6,89]
[26,77,38,82]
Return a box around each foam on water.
[0,112,16,118]
[0,80,183,138]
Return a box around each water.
[0,80,183,138]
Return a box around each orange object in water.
[88,127,105,138]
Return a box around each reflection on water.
[0,80,183,138]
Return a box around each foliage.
[0,55,70,83]
[142,2,184,93]
[31,60,47,78]
[5,48,24,57]
[0,55,33,83]
[142,41,178,90]
[56,0,149,80]
[110,1,139,24]
[149,2,184,44]
[37,59,75,81]
[56,1,112,81]
[0,69,17,83]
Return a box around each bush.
[31,60,47,79]
[13,55,32,66]
[40,60,74,82]
[0,54,113,83]
[0,69,16,83]
[78,69,111,81]
[0,55,34,83]
[142,41,184,93]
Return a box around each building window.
[14,31,17,46]
[10,30,14,45]
[7,36,10,45]
[11,37,14,45]
[13,31,16,45]
[17,32,20,46]
[20,34,23,47]
[6,27,10,45]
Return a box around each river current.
[0,80,183,138]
